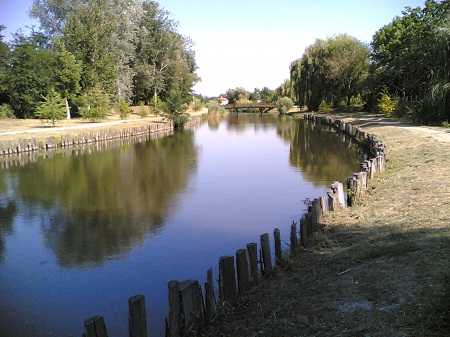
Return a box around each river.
[0,114,364,337]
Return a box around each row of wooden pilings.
[80,113,387,337]
[0,121,173,155]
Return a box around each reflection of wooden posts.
[129,295,148,337]
[219,256,237,303]
[82,316,108,337]
[247,243,259,286]
[260,233,272,274]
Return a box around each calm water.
[0,115,364,337]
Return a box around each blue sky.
[0,0,426,97]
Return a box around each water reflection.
[8,130,198,268]
[285,119,366,185]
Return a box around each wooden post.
[205,269,216,326]
[168,280,181,337]
[300,215,307,247]
[331,181,346,206]
[260,233,272,274]
[219,256,237,303]
[236,249,250,294]
[247,243,259,286]
[274,228,282,262]
[290,222,297,256]
[82,316,108,337]
[179,280,204,331]
[128,295,148,337]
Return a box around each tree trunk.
[65,97,71,119]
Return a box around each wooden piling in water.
[260,233,272,274]
[236,249,250,294]
[179,280,204,331]
[205,269,216,326]
[290,222,297,256]
[82,316,108,337]
[219,256,238,303]
[167,281,181,337]
[274,228,282,262]
[128,295,148,337]
[247,243,259,286]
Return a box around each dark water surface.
[0,115,364,336]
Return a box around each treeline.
[0,0,199,119]
[288,0,450,124]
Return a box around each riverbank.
[203,113,450,337]
[0,109,207,146]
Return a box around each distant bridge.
[223,103,277,114]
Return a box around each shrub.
[277,96,294,114]
[138,101,149,118]
[35,89,66,126]
[191,97,204,112]
[318,100,332,112]
[116,98,130,119]
[206,100,225,114]
[0,104,15,119]
[79,88,110,122]
[378,92,396,116]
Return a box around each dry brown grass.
[201,114,450,337]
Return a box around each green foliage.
[163,91,189,128]
[370,0,450,123]
[442,120,450,128]
[79,88,110,122]
[0,104,15,119]
[138,101,149,118]
[290,34,370,111]
[116,98,130,119]
[277,96,294,114]
[190,97,204,112]
[349,94,366,110]
[225,87,249,104]
[378,92,396,116]
[35,89,66,126]
[318,100,332,112]
[206,100,225,114]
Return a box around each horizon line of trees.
[0,0,199,120]
[285,0,450,124]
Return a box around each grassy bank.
[203,114,450,337]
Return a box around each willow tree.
[290,35,370,111]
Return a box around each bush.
[277,96,294,114]
[137,101,149,118]
[350,94,366,110]
[378,92,396,116]
[0,104,15,119]
[116,98,130,119]
[79,88,110,122]
[35,89,66,126]
[191,97,204,112]
[318,100,332,112]
[206,100,225,114]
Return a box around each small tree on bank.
[35,89,66,126]
[79,88,110,122]
[163,91,189,128]
[277,96,294,114]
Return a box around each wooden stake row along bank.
[0,117,202,156]
[81,114,387,337]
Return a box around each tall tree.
[370,0,450,122]
[5,31,54,118]
[290,35,369,111]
